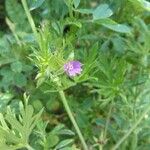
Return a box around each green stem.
[69,7,74,18]
[6,17,21,46]
[21,0,38,39]
[99,146,102,150]
[57,82,88,150]
[111,104,150,150]
[99,102,113,150]
[104,102,113,138]
[68,1,73,18]
[26,144,35,150]
[99,142,103,150]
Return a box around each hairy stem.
[6,17,21,46]
[57,80,88,150]
[99,102,113,150]
[21,0,38,39]
[104,102,113,138]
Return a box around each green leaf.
[111,36,125,54]
[5,112,23,133]
[0,96,43,149]
[103,23,131,33]
[51,124,65,134]
[46,99,60,112]
[55,139,74,149]
[28,0,45,11]
[73,0,80,8]
[95,18,131,33]
[32,100,43,111]
[0,38,9,52]
[0,68,14,88]
[11,61,22,73]
[14,73,27,87]
[5,0,25,22]
[93,4,113,20]
[47,133,59,148]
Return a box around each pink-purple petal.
[64,60,82,77]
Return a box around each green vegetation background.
[0,0,150,149]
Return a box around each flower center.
[68,63,73,70]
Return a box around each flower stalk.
[56,79,88,150]
[21,0,38,39]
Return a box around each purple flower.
[64,60,82,77]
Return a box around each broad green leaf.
[46,99,60,111]
[32,100,43,111]
[111,36,126,54]
[47,133,59,148]
[95,18,131,33]
[5,0,26,22]
[5,0,28,31]
[28,0,45,11]
[93,4,113,20]
[103,23,131,33]
[0,36,10,54]
[11,61,22,73]
[14,73,27,87]
[0,68,14,83]
[47,0,68,18]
